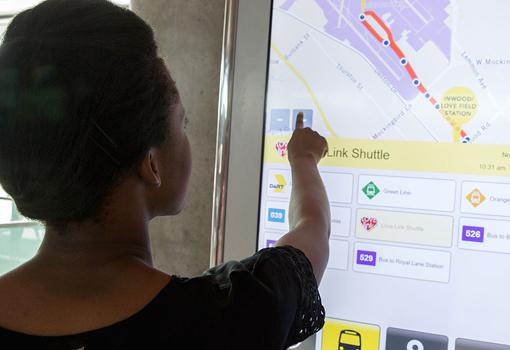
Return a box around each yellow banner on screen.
[264,136,510,177]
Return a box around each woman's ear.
[138,149,162,187]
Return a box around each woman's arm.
[276,113,330,284]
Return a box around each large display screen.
[258,1,510,349]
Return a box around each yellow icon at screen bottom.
[322,318,380,350]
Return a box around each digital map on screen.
[260,1,510,348]
[266,0,510,177]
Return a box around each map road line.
[271,43,338,137]
[309,34,409,140]
[404,0,431,25]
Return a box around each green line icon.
[362,181,380,200]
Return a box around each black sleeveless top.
[0,246,325,349]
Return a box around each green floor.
[0,226,44,276]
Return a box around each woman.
[0,0,330,349]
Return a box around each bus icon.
[339,329,362,350]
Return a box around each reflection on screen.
[259,0,510,349]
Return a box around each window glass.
[0,186,44,276]
[0,0,44,16]
[0,18,9,38]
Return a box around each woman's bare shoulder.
[0,260,172,336]
[0,263,40,328]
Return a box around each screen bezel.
[221,1,316,348]
[222,0,272,262]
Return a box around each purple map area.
[281,0,298,11]
[367,0,451,59]
[280,0,451,101]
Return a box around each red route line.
[361,10,468,141]
[361,19,383,42]
[363,11,431,101]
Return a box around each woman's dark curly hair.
[0,0,178,226]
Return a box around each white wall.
[132,0,225,276]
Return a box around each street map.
[266,0,510,177]
[260,1,510,348]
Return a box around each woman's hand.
[287,112,328,165]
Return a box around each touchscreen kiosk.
[221,0,510,349]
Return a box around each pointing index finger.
[295,112,304,129]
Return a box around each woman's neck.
[37,227,153,267]
[36,179,154,267]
